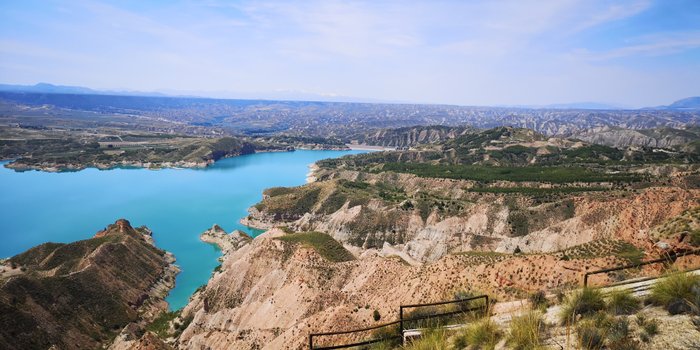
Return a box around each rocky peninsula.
[0,219,179,350]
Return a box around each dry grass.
[507,311,547,350]
[649,271,700,315]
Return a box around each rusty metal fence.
[309,249,700,348]
[583,248,700,288]
[308,294,489,349]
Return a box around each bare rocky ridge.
[0,219,179,350]
[245,169,700,263]
[572,126,700,151]
[350,126,475,148]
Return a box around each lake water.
[0,150,365,310]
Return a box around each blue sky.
[0,0,699,107]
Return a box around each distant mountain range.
[665,96,700,110]
[0,83,391,104]
[0,82,168,97]
[539,102,627,110]
[0,82,698,110]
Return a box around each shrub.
[606,289,640,315]
[635,313,660,339]
[577,313,637,350]
[642,318,659,336]
[528,290,548,311]
[649,271,700,315]
[507,311,547,350]
[559,288,606,325]
[605,317,629,343]
[577,320,605,350]
[373,309,381,322]
[453,319,501,350]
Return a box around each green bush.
[559,288,606,325]
[606,289,640,315]
[649,271,700,315]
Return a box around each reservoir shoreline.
[0,149,366,310]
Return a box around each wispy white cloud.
[571,31,700,60]
[568,0,651,33]
[0,0,697,107]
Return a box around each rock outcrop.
[200,224,252,255]
[572,126,700,151]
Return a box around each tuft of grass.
[607,337,642,350]
[403,329,450,350]
[559,288,606,325]
[276,231,355,262]
[606,289,640,315]
[453,318,502,350]
[649,271,700,315]
[642,319,659,336]
[605,317,629,343]
[576,313,633,350]
[576,319,605,350]
[368,324,401,349]
[507,311,547,350]
[634,312,660,343]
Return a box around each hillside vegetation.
[0,219,177,350]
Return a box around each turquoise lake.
[0,150,365,310]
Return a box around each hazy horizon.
[1,0,699,108]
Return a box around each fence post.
[309,334,313,349]
[583,273,589,288]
